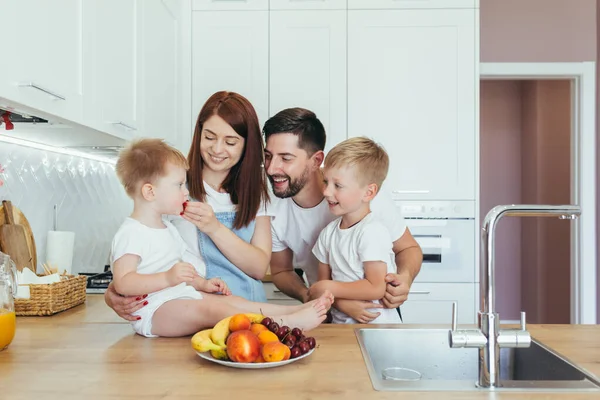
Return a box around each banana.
[210,313,265,347]
[210,347,229,361]
[191,329,223,353]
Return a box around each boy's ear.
[363,183,379,202]
[141,183,155,201]
[311,150,325,170]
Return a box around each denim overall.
[198,211,267,302]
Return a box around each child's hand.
[336,299,383,324]
[166,262,198,286]
[203,277,231,295]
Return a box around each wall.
[480,80,523,320]
[0,140,131,274]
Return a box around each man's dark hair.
[262,108,326,155]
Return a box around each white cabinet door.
[192,0,268,11]
[348,9,477,201]
[400,283,476,324]
[137,0,181,148]
[192,11,269,126]
[270,0,346,10]
[0,0,83,121]
[348,0,477,9]
[83,0,137,139]
[270,11,347,152]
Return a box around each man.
[105,108,423,323]
[263,108,422,323]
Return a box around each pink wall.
[480,0,597,62]
[480,80,523,320]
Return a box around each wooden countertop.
[1,295,600,399]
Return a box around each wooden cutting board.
[0,201,37,272]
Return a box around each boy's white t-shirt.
[269,185,407,285]
[311,212,400,324]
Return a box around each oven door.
[405,218,475,283]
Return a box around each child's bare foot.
[303,290,334,311]
[279,300,329,332]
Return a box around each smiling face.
[322,165,372,217]
[200,115,245,174]
[264,133,316,198]
[152,162,189,215]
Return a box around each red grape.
[261,317,273,327]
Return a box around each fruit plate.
[196,348,315,369]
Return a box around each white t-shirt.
[168,181,274,267]
[269,185,407,285]
[312,213,401,324]
[110,217,205,277]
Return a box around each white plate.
[196,348,314,369]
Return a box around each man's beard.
[269,167,310,199]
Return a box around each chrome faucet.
[448,204,581,388]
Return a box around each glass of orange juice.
[0,253,17,351]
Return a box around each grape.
[268,322,280,333]
[290,346,302,359]
[298,341,310,354]
[305,337,316,349]
[261,317,273,327]
[291,327,302,338]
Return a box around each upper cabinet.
[348,9,477,201]
[0,0,84,122]
[269,10,347,153]
[83,0,138,140]
[137,0,182,149]
[192,0,268,11]
[348,0,478,9]
[192,10,269,126]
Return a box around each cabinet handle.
[110,121,137,131]
[18,82,66,101]
[393,190,430,194]
[409,291,431,295]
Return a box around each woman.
[105,91,272,319]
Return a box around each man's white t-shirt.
[270,185,406,285]
[312,212,400,324]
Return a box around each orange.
[257,330,279,345]
[250,323,268,336]
[262,341,291,363]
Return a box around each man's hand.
[335,299,383,324]
[104,282,147,322]
[381,270,413,308]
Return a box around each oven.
[397,200,476,283]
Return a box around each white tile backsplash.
[0,140,132,274]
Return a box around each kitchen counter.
[1,295,600,399]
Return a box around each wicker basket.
[15,275,87,316]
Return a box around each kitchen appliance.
[397,200,476,283]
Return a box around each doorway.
[479,62,597,324]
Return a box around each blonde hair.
[116,138,189,197]
[324,137,389,188]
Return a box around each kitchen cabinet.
[348,9,477,201]
[269,10,347,153]
[400,283,476,324]
[137,0,183,149]
[270,0,346,10]
[83,0,138,140]
[348,0,478,9]
[263,282,302,306]
[192,11,269,126]
[0,0,84,122]
[192,0,268,11]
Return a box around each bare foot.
[279,299,329,332]
[303,290,334,311]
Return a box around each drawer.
[192,0,268,11]
[399,283,476,324]
[270,0,346,10]
[263,282,301,302]
[348,0,477,9]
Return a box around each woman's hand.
[181,201,222,235]
[104,282,148,322]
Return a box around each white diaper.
[131,283,203,337]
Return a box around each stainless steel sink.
[356,328,600,392]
